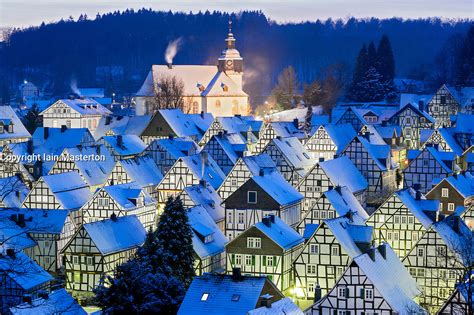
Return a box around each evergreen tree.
[23,104,42,134]
[353,67,386,102]
[455,25,474,86]
[376,35,395,82]
[155,196,195,287]
[348,45,369,101]
[304,104,312,135]
[367,41,377,66]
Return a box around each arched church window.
[215,100,221,108]
[192,101,199,113]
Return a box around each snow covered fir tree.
[0,5,474,315]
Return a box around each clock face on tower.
[225,59,233,69]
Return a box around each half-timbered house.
[145,136,200,174]
[62,215,146,300]
[0,250,53,314]
[342,135,397,197]
[93,114,152,140]
[306,243,426,315]
[297,186,369,234]
[367,187,439,258]
[437,279,473,314]
[426,172,474,215]
[0,176,29,208]
[294,214,372,301]
[198,115,262,147]
[226,215,304,293]
[421,128,464,158]
[296,156,368,214]
[253,120,305,154]
[427,85,464,128]
[217,153,276,201]
[402,214,473,313]
[202,132,246,174]
[224,169,303,240]
[304,124,356,161]
[98,134,146,161]
[403,146,458,193]
[262,136,316,186]
[156,152,226,206]
[0,106,31,147]
[188,205,228,275]
[181,180,225,230]
[335,107,368,132]
[77,182,157,229]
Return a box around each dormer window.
[201,293,209,301]
[197,83,206,92]
[204,234,214,244]
[221,83,229,92]
[8,124,13,133]
[0,125,3,133]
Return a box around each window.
[308,282,315,293]
[87,257,93,265]
[401,216,407,224]
[408,216,414,224]
[231,294,240,302]
[310,244,319,254]
[365,289,373,300]
[449,270,457,279]
[338,287,348,298]
[245,255,253,266]
[73,272,81,283]
[331,245,340,256]
[247,237,261,249]
[417,248,424,257]
[394,216,400,224]
[307,264,317,274]
[235,254,242,266]
[72,256,79,264]
[98,198,109,207]
[266,256,275,267]
[409,268,417,277]
[439,288,449,298]
[417,268,425,277]
[441,188,449,198]
[201,293,209,301]
[387,232,392,240]
[247,191,257,204]
[227,212,232,224]
[238,213,244,224]
[336,267,344,277]
[231,179,237,186]
[412,232,419,242]
[440,95,446,104]
[393,232,399,241]
[448,203,455,212]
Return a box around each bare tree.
[145,75,185,114]
[0,176,24,206]
[271,66,300,110]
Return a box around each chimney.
[319,157,325,163]
[259,168,264,176]
[105,116,112,125]
[10,214,18,222]
[345,210,353,221]
[167,62,172,69]
[293,118,299,128]
[22,295,32,304]
[168,134,174,140]
[328,185,334,190]
[96,145,101,156]
[199,179,206,187]
[368,247,376,261]
[6,248,15,258]
[200,111,204,118]
[269,214,276,223]
[16,190,21,201]
[275,136,281,140]
[43,127,49,139]
[378,243,386,259]
[381,120,387,127]
[415,190,422,201]
[434,143,439,150]
[453,216,461,234]
[116,135,123,148]
[262,216,271,227]
[413,183,421,191]
[418,100,425,111]
[335,186,342,194]
[17,213,25,227]
[314,285,322,303]
[61,125,67,133]
[110,213,117,222]
[38,290,49,300]
[260,294,273,308]
[232,267,242,282]
[27,139,33,155]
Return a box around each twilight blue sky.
[1,0,472,28]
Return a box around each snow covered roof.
[435,128,464,155]
[218,115,262,134]
[83,215,146,255]
[323,186,369,220]
[323,124,356,154]
[42,98,111,116]
[61,145,115,187]
[433,215,474,266]
[442,172,474,198]
[268,106,324,123]
[241,153,277,176]
[319,156,368,194]
[272,137,316,176]
[119,155,163,187]
[449,86,474,108]
[39,172,92,210]
[375,125,402,140]
[101,134,146,157]
[248,297,303,315]
[0,208,69,235]
[252,171,303,206]
[353,243,424,313]
[0,219,36,250]
[454,113,474,134]
[178,273,272,315]
[353,107,398,123]
[0,106,31,140]
[0,176,29,208]
[184,181,224,223]
[188,205,227,259]
[426,146,459,173]
[103,182,155,210]
[0,251,53,291]
[94,114,152,139]
[207,133,246,165]
[151,137,200,160]
[254,216,303,250]
[270,122,305,139]
[358,136,393,171]
[180,153,226,189]
[399,93,433,108]
[158,109,213,141]
[390,103,435,124]
[395,188,439,229]
[10,288,86,315]
[325,216,373,258]
[303,224,319,240]
[201,71,248,97]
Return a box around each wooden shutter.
[359,288,365,299]
[231,254,235,265]
[262,255,266,266]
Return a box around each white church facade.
[135,22,249,117]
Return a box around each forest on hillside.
[0,9,472,102]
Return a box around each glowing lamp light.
[23,80,28,84]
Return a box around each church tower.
[218,20,243,88]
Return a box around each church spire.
[225,19,236,49]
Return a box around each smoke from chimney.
[70,78,81,96]
[200,151,208,179]
[164,37,183,65]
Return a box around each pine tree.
[23,104,42,134]
[376,35,395,82]
[353,67,386,102]
[348,45,369,101]
[155,196,195,287]
[367,41,377,67]
[455,25,474,86]
[304,104,312,135]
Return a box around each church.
[135,22,249,117]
